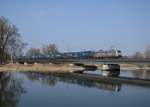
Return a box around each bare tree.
[132,51,143,59]
[144,45,150,58]
[0,16,26,64]
[42,44,58,55]
[26,48,41,57]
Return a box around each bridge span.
[16,58,150,65]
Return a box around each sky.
[0,0,150,55]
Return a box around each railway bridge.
[16,58,150,65]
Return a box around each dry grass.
[0,63,85,73]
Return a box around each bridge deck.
[17,58,150,64]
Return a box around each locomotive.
[93,49,122,58]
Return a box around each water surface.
[0,70,150,107]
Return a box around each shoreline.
[0,63,85,73]
[0,63,150,72]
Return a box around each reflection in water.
[144,70,150,79]
[0,71,150,107]
[132,70,150,79]
[101,70,120,77]
[0,72,25,107]
[25,72,56,86]
[24,72,121,92]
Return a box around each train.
[93,49,122,58]
[63,49,122,59]
[18,49,122,60]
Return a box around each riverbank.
[0,63,150,73]
[0,63,85,73]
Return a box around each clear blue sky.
[0,0,150,55]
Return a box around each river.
[0,70,150,107]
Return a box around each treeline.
[26,44,58,57]
[132,45,150,59]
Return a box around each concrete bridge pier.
[73,63,97,71]
[101,64,120,77]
